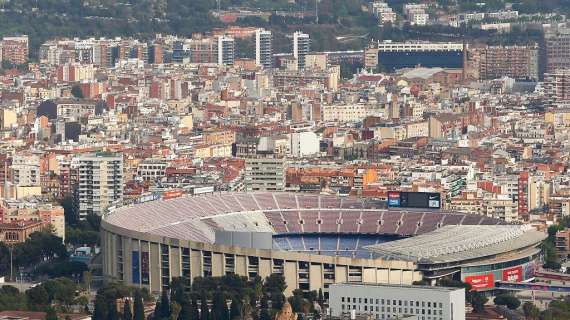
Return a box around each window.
[342,297,345,302]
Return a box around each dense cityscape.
[3,0,570,319]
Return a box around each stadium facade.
[101,192,544,296]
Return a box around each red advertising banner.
[503,266,523,282]
[465,274,495,290]
[162,190,184,200]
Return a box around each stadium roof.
[365,225,546,264]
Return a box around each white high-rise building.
[217,35,235,66]
[255,29,273,69]
[76,153,123,218]
[293,31,311,70]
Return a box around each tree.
[522,301,540,319]
[190,297,200,320]
[123,299,133,320]
[178,300,192,320]
[93,295,108,320]
[171,277,186,305]
[469,291,488,313]
[229,297,242,320]
[71,85,84,99]
[108,299,120,320]
[26,285,49,308]
[134,291,145,320]
[494,295,521,310]
[159,290,171,319]
[317,288,324,307]
[259,297,271,320]
[211,291,228,320]
[263,274,286,294]
[45,306,58,320]
[170,302,182,320]
[200,293,209,320]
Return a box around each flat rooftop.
[330,282,464,293]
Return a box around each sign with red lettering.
[503,266,523,282]
[465,274,495,290]
[162,190,184,200]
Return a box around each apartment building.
[255,29,273,69]
[544,69,570,107]
[76,153,123,218]
[245,155,285,192]
[1,36,29,65]
[293,31,311,70]
[476,45,539,81]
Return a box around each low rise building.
[329,282,465,320]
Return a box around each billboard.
[132,251,140,284]
[387,192,401,207]
[465,274,495,290]
[387,192,441,209]
[162,190,184,200]
[503,266,523,282]
[141,251,150,285]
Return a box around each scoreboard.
[387,191,441,209]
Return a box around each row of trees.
[0,230,68,278]
[92,282,151,320]
[92,274,313,320]
[0,277,84,317]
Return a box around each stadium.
[101,192,545,296]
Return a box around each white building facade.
[329,283,465,320]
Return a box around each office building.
[76,153,123,218]
[217,35,235,66]
[245,156,285,191]
[329,283,465,320]
[293,31,311,70]
[255,29,273,69]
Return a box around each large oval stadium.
[101,192,545,296]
